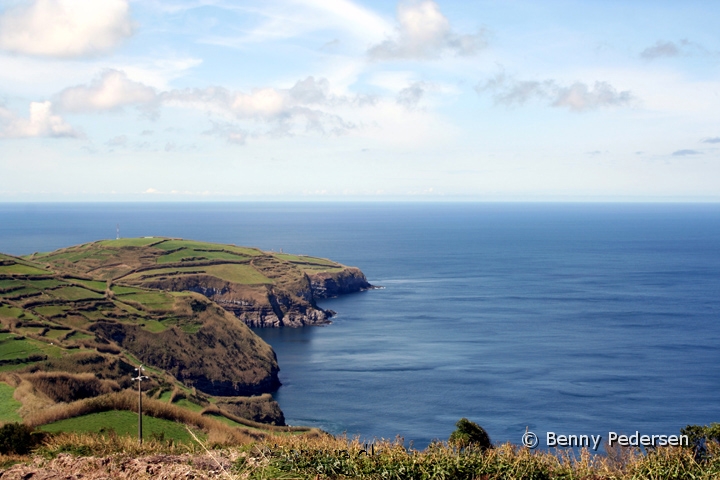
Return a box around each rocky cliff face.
[307,267,373,298]
[140,261,371,328]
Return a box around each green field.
[173,398,204,413]
[96,238,163,248]
[34,305,71,317]
[0,304,25,319]
[0,263,48,275]
[49,286,104,301]
[0,337,44,360]
[117,291,175,310]
[0,382,22,423]
[38,410,205,443]
[111,285,143,295]
[156,248,248,264]
[24,279,68,289]
[67,278,107,291]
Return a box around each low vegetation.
[1,422,719,478]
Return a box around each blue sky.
[0,0,718,201]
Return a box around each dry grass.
[24,391,264,447]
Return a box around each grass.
[33,305,70,317]
[96,238,163,248]
[0,382,22,423]
[0,337,44,360]
[66,278,107,291]
[116,291,175,310]
[111,285,143,295]
[0,264,48,275]
[23,279,67,289]
[273,253,340,267]
[48,287,104,301]
[158,390,173,402]
[0,304,25,319]
[173,398,205,413]
[154,240,261,257]
[203,264,273,285]
[156,248,248,264]
[139,320,167,333]
[38,410,204,444]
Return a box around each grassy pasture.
[0,264,48,275]
[0,382,22,423]
[66,278,107,291]
[111,285,143,295]
[38,410,203,443]
[156,248,248,264]
[173,398,204,413]
[154,239,262,257]
[117,291,175,310]
[0,337,44,360]
[33,305,70,317]
[203,264,273,284]
[48,286,104,301]
[0,304,25,319]
[23,278,67,289]
[97,238,162,248]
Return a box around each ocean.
[1,202,719,449]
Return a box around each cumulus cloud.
[476,73,633,112]
[162,76,359,138]
[56,69,157,113]
[0,0,133,57]
[0,101,79,138]
[396,82,426,108]
[672,149,701,156]
[368,0,486,60]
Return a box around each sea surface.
[1,202,719,449]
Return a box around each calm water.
[1,202,719,449]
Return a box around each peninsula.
[0,238,371,437]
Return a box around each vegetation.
[448,418,492,450]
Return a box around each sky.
[0,0,719,201]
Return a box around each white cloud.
[396,82,426,108]
[368,0,486,60]
[0,101,79,138]
[56,69,157,112]
[0,0,133,57]
[162,76,360,137]
[477,73,634,112]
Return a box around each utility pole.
[133,365,148,444]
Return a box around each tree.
[449,418,492,450]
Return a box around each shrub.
[448,418,492,450]
[0,423,42,455]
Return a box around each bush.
[448,418,492,450]
[0,423,42,455]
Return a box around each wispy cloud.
[0,0,133,57]
[640,39,713,60]
[701,137,720,144]
[672,149,702,156]
[476,73,634,112]
[368,0,486,60]
[396,82,427,109]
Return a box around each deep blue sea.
[1,202,719,450]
